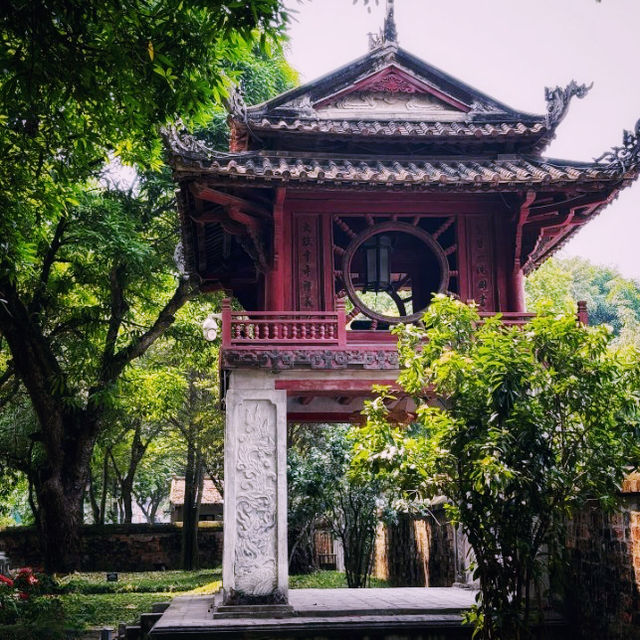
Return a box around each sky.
[282,0,640,280]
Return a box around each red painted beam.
[276,379,400,392]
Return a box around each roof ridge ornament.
[383,0,398,44]
[368,0,398,50]
[595,118,640,172]
[226,85,248,123]
[161,120,213,160]
[544,80,593,128]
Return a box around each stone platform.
[149,587,569,640]
[150,587,475,639]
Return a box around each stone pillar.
[222,372,288,605]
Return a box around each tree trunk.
[120,424,148,524]
[182,421,198,570]
[33,416,96,573]
[99,453,108,525]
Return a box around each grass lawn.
[59,570,222,630]
[60,569,388,630]
[58,569,222,594]
[289,571,389,589]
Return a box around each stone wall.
[0,523,223,571]
[562,486,640,640]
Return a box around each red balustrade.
[477,311,537,326]
[220,299,587,349]
[221,299,347,348]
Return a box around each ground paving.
[149,587,478,639]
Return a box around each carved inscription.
[234,400,278,595]
[295,215,322,310]
[467,215,495,311]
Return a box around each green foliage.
[0,22,295,540]
[289,571,389,589]
[352,295,640,639]
[526,257,640,345]
[288,424,380,588]
[0,0,289,278]
[196,44,298,150]
[0,470,33,527]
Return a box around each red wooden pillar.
[577,300,589,325]
[509,264,526,313]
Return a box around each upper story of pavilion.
[164,9,639,371]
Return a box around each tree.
[526,257,640,345]
[0,1,290,571]
[352,296,640,639]
[289,423,380,587]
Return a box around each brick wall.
[562,487,640,640]
[0,523,223,571]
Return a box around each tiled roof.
[242,118,547,140]
[169,477,222,505]
[170,149,630,189]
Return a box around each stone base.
[222,588,288,606]
[213,604,295,620]
[214,591,294,619]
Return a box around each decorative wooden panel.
[465,214,496,311]
[294,214,323,310]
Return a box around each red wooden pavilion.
[164,2,640,609]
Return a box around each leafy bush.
[0,569,65,638]
[353,296,640,639]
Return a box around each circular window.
[342,222,449,324]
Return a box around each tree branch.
[29,215,67,314]
[101,263,129,373]
[0,274,67,426]
[100,276,199,387]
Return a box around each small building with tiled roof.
[169,476,223,524]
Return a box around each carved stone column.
[222,373,288,605]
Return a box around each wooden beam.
[275,379,400,392]
[190,182,271,219]
[528,192,609,217]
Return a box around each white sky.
[282,0,640,280]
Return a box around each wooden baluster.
[336,298,347,346]
[222,298,232,347]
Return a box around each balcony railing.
[221,299,347,348]
[220,299,588,350]
[477,311,536,326]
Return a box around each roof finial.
[383,0,398,44]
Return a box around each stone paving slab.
[149,587,478,639]
[290,587,477,616]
